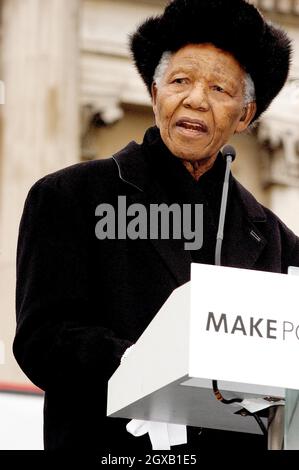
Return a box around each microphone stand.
[268,405,284,450]
[214,146,235,267]
[212,146,280,445]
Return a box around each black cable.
[212,380,242,405]
[212,380,268,437]
[251,412,268,436]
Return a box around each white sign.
[189,263,299,390]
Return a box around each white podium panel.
[189,264,299,390]
[107,264,299,434]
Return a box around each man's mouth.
[176,118,209,134]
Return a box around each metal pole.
[268,405,285,450]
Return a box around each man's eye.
[173,78,188,84]
[212,85,226,93]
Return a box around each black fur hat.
[130,0,292,122]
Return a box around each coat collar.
[113,139,268,285]
[113,142,191,285]
[113,141,148,193]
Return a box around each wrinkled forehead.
[166,43,245,83]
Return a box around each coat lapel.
[222,179,267,269]
[113,145,191,286]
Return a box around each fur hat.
[130,0,292,122]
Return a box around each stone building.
[0,0,298,390]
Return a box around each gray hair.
[243,73,256,104]
[154,51,173,88]
[153,51,256,104]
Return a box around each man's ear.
[235,101,257,133]
[151,82,158,111]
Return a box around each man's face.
[152,43,256,164]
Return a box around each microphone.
[214,145,237,266]
[222,145,236,162]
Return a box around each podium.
[107,264,299,441]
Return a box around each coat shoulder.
[234,178,299,267]
[31,157,118,196]
[23,141,143,217]
[235,178,296,233]
[29,140,141,200]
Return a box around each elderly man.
[14,0,299,453]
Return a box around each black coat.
[13,127,299,453]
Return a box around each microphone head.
[222,145,236,162]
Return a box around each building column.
[258,80,299,235]
[0,0,80,384]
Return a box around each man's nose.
[183,84,210,111]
